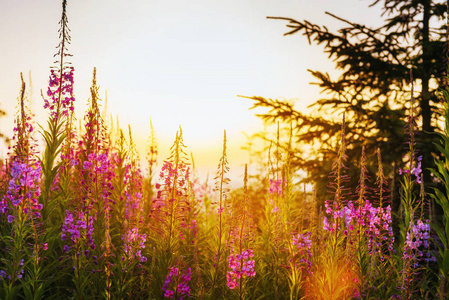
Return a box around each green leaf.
[432,224,448,251]
[443,250,449,276]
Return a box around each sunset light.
[0,0,447,299]
[0,0,385,181]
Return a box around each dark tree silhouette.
[243,0,448,208]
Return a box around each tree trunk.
[420,0,432,187]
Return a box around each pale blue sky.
[0,0,383,184]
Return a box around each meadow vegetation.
[0,1,448,299]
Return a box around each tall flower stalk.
[430,67,449,299]
[0,74,45,300]
[397,72,434,299]
[58,68,112,299]
[151,127,191,297]
[226,165,256,299]
[324,113,350,253]
[144,119,158,217]
[41,0,75,226]
[114,127,147,298]
[210,130,231,292]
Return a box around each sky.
[0,0,384,186]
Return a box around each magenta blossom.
[44,67,75,119]
[162,266,191,299]
[227,249,256,289]
[1,159,42,219]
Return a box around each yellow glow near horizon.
[0,0,385,186]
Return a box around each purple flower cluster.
[182,219,198,239]
[323,203,338,232]
[122,227,147,263]
[0,259,24,282]
[80,152,115,210]
[158,161,190,189]
[61,210,95,253]
[1,159,42,220]
[403,219,435,267]
[399,156,422,184]
[162,267,191,299]
[268,179,282,213]
[44,67,75,119]
[83,153,114,179]
[227,249,256,289]
[155,161,190,207]
[125,190,143,214]
[292,232,312,270]
[323,200,394,254]
[123,163,143,221]
[364,204,394,254]
[323,200,349,232]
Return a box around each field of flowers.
[1,1,449,299]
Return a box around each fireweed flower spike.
[226,249,256,289]
[119,127,147,270]
[0,74,46,297]
[44,67,75,119]
[2,75,42,220]
[396,72,434,299]
[1,1,447,297]
[403,219,434,266]
[162,266,192,299]
[322,149,395,262]
[292,232,313,271]
[268,178,282,213]
[41,0,75,225]
[399,156,422,184]
[211,130,230,290]
[225,165,257,298]
[57,69,113,298]
[151,127,194,298]
[322,113,352,253]
[44,0,74,120]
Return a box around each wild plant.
[40,0,75,226]
[31,0,77,296]
[179,155,200,259]
[251,124,308,299]
[207,130,231,296]
[429,67,449,299]
[252,134,284,299]
[280,125,311,300]
[366,149,396,298]
[143,119,158,217]
[3,1,449,299]
[304,252,359,300]
[322,114,351,254]
[113,127,148,298]
[226,165,256,299]
[110,130,128,230]
[150,127,192,297]
[373,148,394,260]
[57,68,114,299]
[310,114,360,299]
[162,263,192,299]
[122,126,145,256]
[318,140,396,299]
[396,76,435,299]
[0,75,46,300]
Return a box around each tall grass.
[1,1,449,299]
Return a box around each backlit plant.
[1,0,449,299]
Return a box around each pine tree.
[243,0,447,206]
